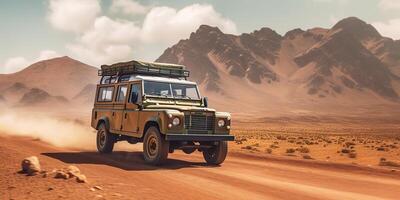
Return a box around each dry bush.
[265,148,272,154]
[270,144,279,149]
[379,160,400,167]
[376,147,386,151]
[302,154,313,160]
[286,148,295,154]
[298,147,310,153]
[341,149,350,153]
[348,152,357,158]
[277,135,286,140]
[242,145,253,150]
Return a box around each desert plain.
[1,107,400,200]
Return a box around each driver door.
[122,82,142,134]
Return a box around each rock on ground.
[21,156,41,175]
[66,165,80,177]
[54,170,70,179]
[75,174,87,183]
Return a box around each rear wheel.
[143,127,169,165]
[203,141,228,165]
[96,123,115,153]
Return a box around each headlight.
[172,117,180,126]
[217,119,225,127]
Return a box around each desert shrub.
[270,144,279,149]
[341,149,350,153]
[302,154,312,159]
[348,152,357,158]
[379,160,400,167]
[304,140,312,145]
[242,146,252,150]
[345,142,355,147]
[286,148,295,154]
[298,147,310,153]
[277,135,286,140]
[376,147,386,151]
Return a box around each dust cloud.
[0,109,96,150]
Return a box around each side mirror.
[202,97,208,108]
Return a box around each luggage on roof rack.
[98,60,189,79]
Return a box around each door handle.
[124,113,128,119]
[112,112,115,116]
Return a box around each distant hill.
[0,56,98,99]
[18,88,68,106]
[1,82,30,104]
[72,83,97,105]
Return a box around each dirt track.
[1,134,400,200]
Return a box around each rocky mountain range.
[1,17,400,117]
[157,17,400,104]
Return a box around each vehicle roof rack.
[99,60,189,79]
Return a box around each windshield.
[143,81,200,100]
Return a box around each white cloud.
[47,0,101,33]
[141,4,237,44]
[1,50,60,74]
[378,0,400,11]
[66,16,141,66]
[110,0,148,16]
[63,3,237,66]
[373,18,400,40]
[2,57,30,74]
[37,50,60,61]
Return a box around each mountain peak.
[196,25,223,35]
[251,27,282,41]
[332,17,381,39]
[284,28,305,39]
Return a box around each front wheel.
[203,141,228,165]
[96,123,115,153]
[143,127,169,165]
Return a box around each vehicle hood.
[144,104,216,112]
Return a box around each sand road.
[1,134,399,200]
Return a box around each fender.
[142,115,163,137]
[96,116,110,130]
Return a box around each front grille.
[184,113,215,134]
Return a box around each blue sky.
[1,0,399,73]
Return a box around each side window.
[110,76,118,84]
[100,76,118,84]
[97,86,114,102]
[129,84,141,103]
[119,75,131,82]
[116,85,128,102]
[101,76,111,84]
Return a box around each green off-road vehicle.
[91,60,234,165]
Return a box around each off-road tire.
[203,141,228,165]
[96,123,115,153]
[143,127,169,165]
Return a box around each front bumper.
[165,134,235,141]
